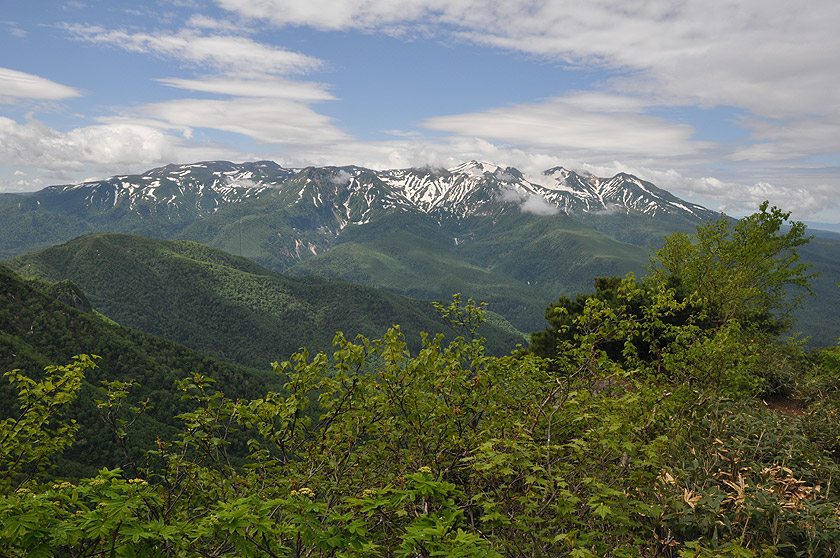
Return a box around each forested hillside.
[3,204,840,556]
[284,210,650,333]
[0,264,269,477]
[5,233,525,366]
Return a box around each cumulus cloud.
[0,67,80,103]
[520,195,560,216]
[496,185,558,216]
[0,116,243,180]
[0,117,169,171]
[329,170,352,185]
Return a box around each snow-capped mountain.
[40,161,292,220]
[538,166,712,219]
[31,159,715,223]
[0,159,720,334]
[0,158,719,274]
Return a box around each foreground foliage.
[3,308,840,555]
[2,204,840,556]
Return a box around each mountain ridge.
[3,159,717,228]
[5,233,526,364]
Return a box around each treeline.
[3,204,840,556]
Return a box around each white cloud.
[329,170,352,185]
[0,67,80,103]
[520,195,559,216]
[211,0,838,109]
[2,20,28,38]
[423,96,708,158]
[53,22,346,156]
[382,129,421,138]
[62,24,322,76]
[496,185,559,216]
[0,116,174,172]
[0,116,244,180]
[214,0,840,168]
[213,0,438,31]
[155,76,335,101]
[498,186,522,203]
[264,135,835,220]
[592,203,623,216]
[224,175,259,188]
[185,14,243,32]
[119,96,348,146]
[730,115,840,162]
[6,0,835,218]
[588,164,839,219]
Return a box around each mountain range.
[2,160,838,344]
[0,160,712,258]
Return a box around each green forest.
[4,203,840,556]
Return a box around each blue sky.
[1,0,839,222]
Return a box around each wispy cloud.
[214,0,840,179]
[117,97,348,146]
[2,20,28,38]
[423,96,708,158]
[46,22,345,166]
[213,0,435,31]
[155,76,335,101]
[0,67,81,103]
[211,0,839,116]
[2,0,837,221]
[62,24,322,76]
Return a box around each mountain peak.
[449,160,501,176]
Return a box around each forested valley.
[4,203,840,557]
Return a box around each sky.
[1,0,839,223]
